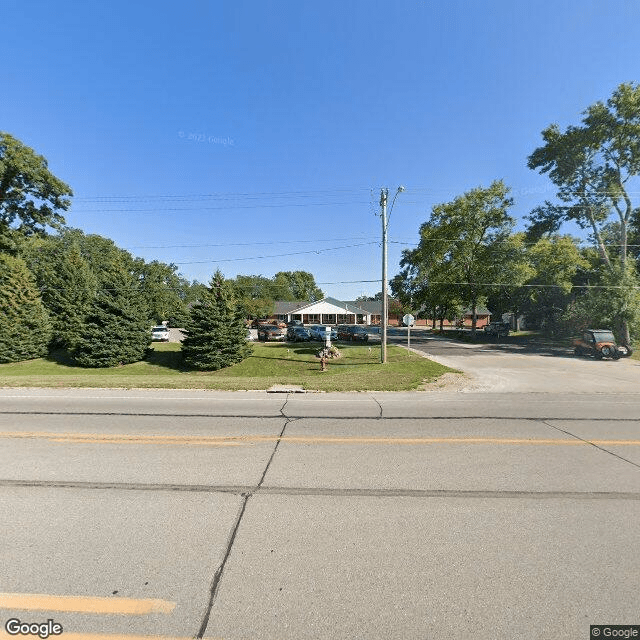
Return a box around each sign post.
[403,314,415,349]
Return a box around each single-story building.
[269,298,491,328]
[272,298,370,325]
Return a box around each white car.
[151,326,170,342]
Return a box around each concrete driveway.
[388,329,639,394]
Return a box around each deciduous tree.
[396,181,527,335]
[0,133,72,251]
[527,82,640,343]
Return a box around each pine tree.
[72,266,150,368]
[0,254,52,363]
[182,270,251,370]
[22,236,97,351]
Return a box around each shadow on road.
[388,331,577,359]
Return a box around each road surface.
[1,384,639,639]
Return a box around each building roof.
[273,298,369,315]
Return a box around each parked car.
[151,325,170,341]
[267,318,287,328]
[572,329,633,360]
[336,325,369,342]
[308,325,338,341]
[286,326,312,342]
[257,325,287,342]
[483,321,511,336]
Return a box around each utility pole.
[379,186,404,364]
[380,188,389,364]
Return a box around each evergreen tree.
[0,254,52,363]
[22,235,97,351]
[182,271,251,370]
[72,266,150,368]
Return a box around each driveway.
[388,328,639,394]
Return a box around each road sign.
[403,314,415,327]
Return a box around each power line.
[422,281,640,290]
[172,242,379,265]
[123,236,378,250]
[69,200,369,214]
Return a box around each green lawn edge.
[0,343,459,392]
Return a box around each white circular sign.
[403,314,415,327]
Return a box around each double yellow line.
[1,431,640,447]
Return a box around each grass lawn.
[0,342,457,392]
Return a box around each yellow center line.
[0,432,639,447]
[0,634,223,640]
[0,593,175,615]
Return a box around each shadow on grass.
[45,349,77,366]
[144,347,189,371]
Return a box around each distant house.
[418,306,492,329]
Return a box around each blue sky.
[4,0,639,299]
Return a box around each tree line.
[2,82,639,365]
[0,131,324,367]
[391,83,640,343]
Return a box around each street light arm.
[387,185,405,224]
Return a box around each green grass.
[0,342,457,392]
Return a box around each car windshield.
[592,331,615,342]
[153,327,168,332]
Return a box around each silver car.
[309,325,338,341]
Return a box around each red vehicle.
[572,329,633,360]
[257,325,286,342]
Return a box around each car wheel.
[573,348,581,356]
[594,351,603,360]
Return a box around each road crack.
[194,394,294,638]
[540,419,640,470]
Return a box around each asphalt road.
[1,383,639,640]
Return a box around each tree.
[0,133,73,252]
[397,181,527,335]
[488,235,588,331]
[72,264,150,368]
[527,82,640,343]
[228,275,276,319]
[21,234,97,351]
[391,261,463,331]
[182,271,251,370]
[0,254,52,362]
[134,259,190,325]
[272,271,324,301]
[229,271,324,319]
[559,261,640,339]
[355,292,383,303]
